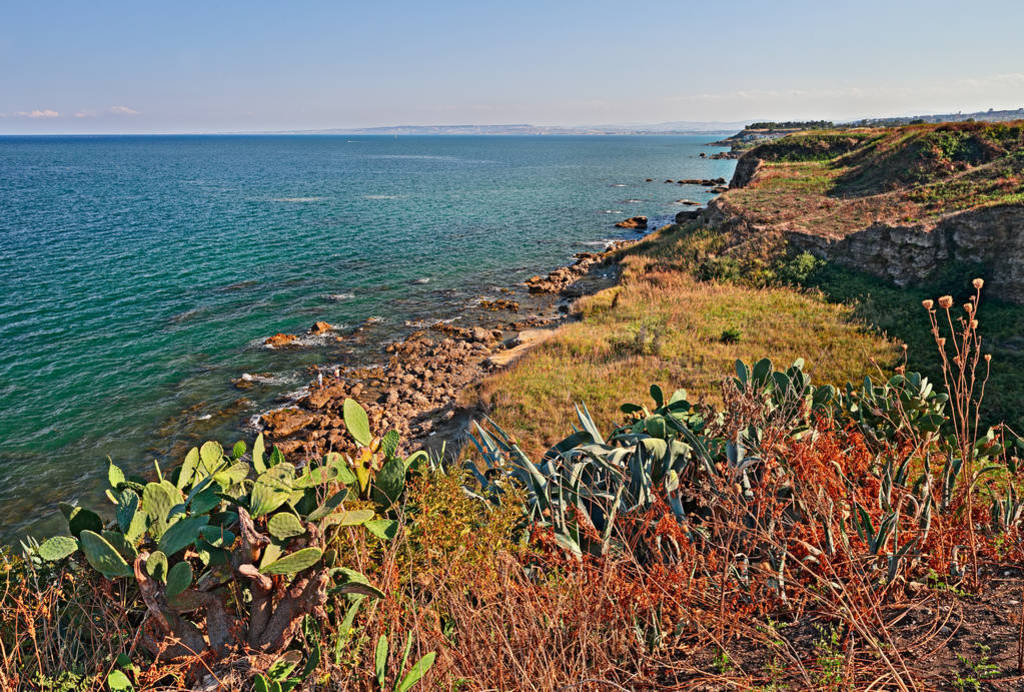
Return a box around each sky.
[3,0,1024,133]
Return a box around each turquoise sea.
[0,134,735,541]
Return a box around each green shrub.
[26,399,428,676]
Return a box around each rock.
[675,209,702,223]
[676,199,700,205]
[664,179,674,183]
[261,408,316,437]
[264,333,298,348]
[699,152,706,158]
[710,185,729,193]
[470,326,493,343]
[645,178,653,182]
[306,382,347,409]
[614,215,648,230]
[478,298,520,312]
[309,321,332,334]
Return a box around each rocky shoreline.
[251,241,637,462]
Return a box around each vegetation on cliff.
[728,121,1024,231]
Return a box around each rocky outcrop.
[264,333,298,348]
[675,208,702,223]
[729,153,764,188]
[526,252,606,294]
[786,204,1024,300]
[614,216,648,230]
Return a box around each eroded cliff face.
[786,205,1024,301]
[711,149,1024,304]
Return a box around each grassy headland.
[6,123,1024,691]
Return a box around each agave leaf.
[397,652,437,692]
[375,635,389,689]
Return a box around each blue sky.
[3,0,1023,133]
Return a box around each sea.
[0,134,736,541]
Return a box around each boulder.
[309,321,332,334]
[470,326,493,343]
[675,209,702,223]
[614,215,648,230]
[264,333,298,348]
[261,408,316,437]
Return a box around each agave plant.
[31,399,421,661]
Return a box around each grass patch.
[472,226,898,457]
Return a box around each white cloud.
[14,109,59,118]
[108,105,140,115]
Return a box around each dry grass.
[471,226,898,458]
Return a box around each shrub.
[22,399,433,687]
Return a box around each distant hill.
[269,121,748,136]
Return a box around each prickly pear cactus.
[32,398,424,663]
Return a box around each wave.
[322,292,355,301]
[271,197,324,203]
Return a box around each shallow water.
[0,134,735,541]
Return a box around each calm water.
[0,134,735,540]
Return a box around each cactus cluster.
[31,398,422,661]
[470,357,1022,588]
[470,359,833,558]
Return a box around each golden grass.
[471,227,900,458]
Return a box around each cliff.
[706,121,1024,303]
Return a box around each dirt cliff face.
[709,124,1024,303]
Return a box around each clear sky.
[3,0,1024,133]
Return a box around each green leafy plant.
[374,632,437,691]
[29,399,420,666]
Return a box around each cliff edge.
[705,121,1024,302]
